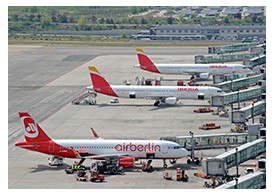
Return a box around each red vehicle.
[194,107,214,113]
[199,123,221,130]
[90,170,105,182]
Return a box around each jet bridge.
[231,101,266,123]
[160,133,258,150]
[244,54,266,68]
[195,52,260,64]
[208,43,259,54]
[215,171,266,189]
[204,138,266,177]
[210,86,263,107]
[214,74,264,92]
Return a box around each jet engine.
[199,73,210,79]
[164,97,178,105]
[118,157,135,168]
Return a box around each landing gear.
[170,159,177,164]
[154,100,160,106]
[142,159,153,172]
[163,159,168,169]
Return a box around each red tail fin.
[88,66,118,97]
[136,48,160,73]
[19,112,51,142]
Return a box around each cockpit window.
[217,90,222,93]
[243,67,248,69]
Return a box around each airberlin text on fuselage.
[115,143,161,152]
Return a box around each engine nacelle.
[164,97,177,105]
[118,157,135,168]
[199,73,210,79]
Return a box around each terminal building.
[153,25,266,41]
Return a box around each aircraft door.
[162,145,168,154]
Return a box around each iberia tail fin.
[88,66,118,97]
[19,112,51,142]
[136,48,160,73]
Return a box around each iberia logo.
[22,116,39,138]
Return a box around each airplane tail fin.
[18,112,51,142]
[89,66,110,88]
[88,66,118,97]
[136,48,160,73]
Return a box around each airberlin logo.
[21,116,39,138]
[115,143,161,152]
[209,65,228,68]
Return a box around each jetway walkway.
[211,86,263,107]
[195,52,260,64]
[208,43,259,54]
[204,138,266,176]
[231,101,266,123]
[160,133,258,151]
[214,74,264,92]
[244,54,266,68]
[216,171,266,189]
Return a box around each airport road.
[9,45,236,189]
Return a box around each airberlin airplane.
[135,48,253,79]
[88,66,224,106]
[15,112,189,168]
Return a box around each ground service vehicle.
[194,107,214,113]
[199,123,221,130]
[176,168,189,182]
[90,170,105,182]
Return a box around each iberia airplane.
[15,112,189,168]
[135,48,253,79]
[88,66,224,106]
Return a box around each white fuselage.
[109,85,223,100]
[54,139,188,159]
[153,64,252,75]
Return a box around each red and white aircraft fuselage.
[135,48,253,79]
[89,66,224,105]
[15,112,188,168]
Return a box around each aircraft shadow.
[29,163,70,173]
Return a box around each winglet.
[91,128,102,139]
